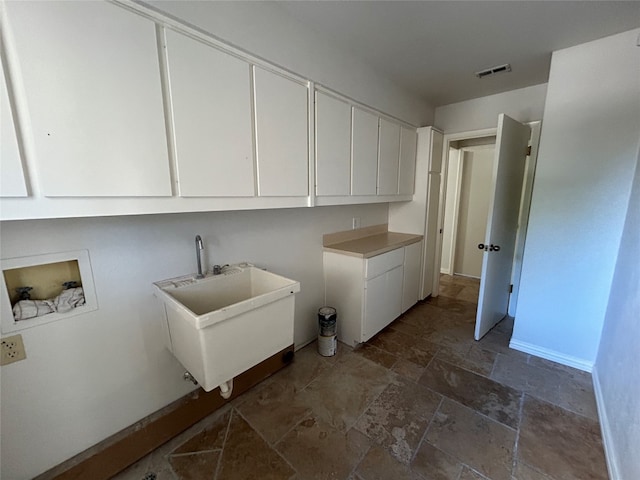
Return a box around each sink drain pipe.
[183,372,234,399]
[218,379,233,399]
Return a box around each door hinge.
[526,145,532,156]
[509,284,514,293]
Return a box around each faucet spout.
[195,235,204,279]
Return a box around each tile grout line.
[488,352,499,379]
[409,395,444,466]
[347,441,373,480]
[345,355,410,475]
[349,367,400,436]
[270,417,307,477]
[446,395,519,433]
[169,449,222,458]
[211,407,234,480]
[423,344,442,372]
[431,354,522,406]
[510,391,526,478]
[233,407,303,477]
[412,395,478,480]
[269,408,312,450]
[488,356,600,422]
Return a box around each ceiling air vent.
[475,63,512,79]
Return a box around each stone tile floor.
[114,275,608,480]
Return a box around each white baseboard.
[508,338,594,372]
[592,367,620,480]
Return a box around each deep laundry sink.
[154,264,300,392]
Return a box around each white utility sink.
[154,264,300,393]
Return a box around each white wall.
[434,83,547,133]
[147,0,434,127]
[512,29,640,368]
[0,205,388,478]
[593,146,640,480]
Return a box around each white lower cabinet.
[324,242,421,347]
[402,240,423,313]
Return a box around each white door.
[475,114,531,340]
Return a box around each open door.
[474,114,531,340]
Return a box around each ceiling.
[275,1,640,107]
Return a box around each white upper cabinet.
[253,67,308,197]
[165,29,254,197]
[5,1,171,197]
[398,126,418,195]
[351,107,379,196]
[0,58,27,197]
[315,92,351,196]
[377,118,401,195]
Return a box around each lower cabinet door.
[362,265,403,342]
[402,241,423,313]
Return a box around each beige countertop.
[323,225,423,259]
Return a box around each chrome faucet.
[195,235,204,279]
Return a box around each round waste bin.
[317,306,337,356]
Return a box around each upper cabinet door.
[0,58,27,197]
[315,92,351,196]
[5,1,171,197]
[254,67,308,197]
[165,29,254,197]
[377,118,401,195]
[351,107,379,196]
[398,126,418,195]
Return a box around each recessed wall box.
[1,250,98,333]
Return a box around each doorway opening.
[438,136,495,306]
[440,137,496,282]
[432,118,541,340]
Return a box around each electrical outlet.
[352,217,361,229]
[1,334,27,366]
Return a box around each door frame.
[440,146,463,275]
[432,123,541,317]
[508,121,541,316]
[434,128,496,296]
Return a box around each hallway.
[114,275,607,480]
